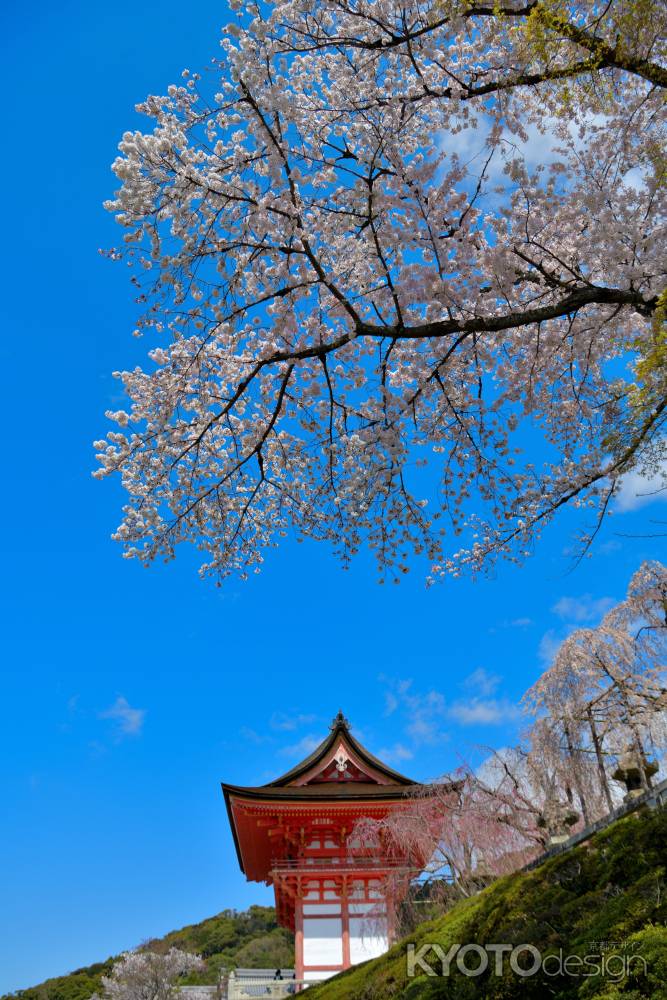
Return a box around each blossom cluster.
[96,0,666,581]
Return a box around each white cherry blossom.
[96,0,666,582]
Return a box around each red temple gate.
[222,711,433,984]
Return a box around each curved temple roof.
[221,709,420,804]
[221,711,455,886]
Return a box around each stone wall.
[521,775,667,872]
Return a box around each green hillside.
[2,907,293,1000]
[308,807,667,1000]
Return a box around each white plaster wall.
[349,917,388,964]
[304,970,337,983]
[303,917,343,966]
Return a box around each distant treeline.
[2,907,293,1000]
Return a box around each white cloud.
[380,672,522,743]
[405,715,448,746]
[270,712,317,731]
[440,112,599,190]
[614,464,667,512]
[100,696,146,737]
[538,628,563,667]
[240,726,270,745]
[450,670,522,726]
[552,594,615,623]
[489,616,534,634]
[462,667,501,696]
[279,734,321,758]
[598,539,622,555]
[379,677,448,746]
[384,691,399,716]
[448,698,521,726]
[377,743,414,764]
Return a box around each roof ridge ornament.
[330,709,350,731]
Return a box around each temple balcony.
[271,855,414,878]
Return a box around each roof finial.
[330,709,350,731]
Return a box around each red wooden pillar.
[295,891,304,981]
[341,881,351,969]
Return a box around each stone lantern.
[470,857,495,890]
[537,801,579,847]
[612,747,659,800]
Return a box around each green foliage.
[1,907,293,1000]
[582,925,667,999]
[645,291,667,376]
[308,807,667,1000]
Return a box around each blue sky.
[0,1,665,994]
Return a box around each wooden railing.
[271,856,413,875]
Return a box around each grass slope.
[2,907,293,1000]
[308,807,667,1000]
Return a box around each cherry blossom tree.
[352,765,542,911]
[95,949,204,1000]
[357,562,666,911]
[95,0,666,582]
[524,639,620,813]
[524,559,667,804]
